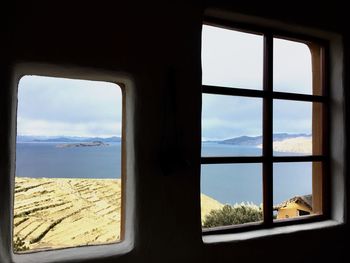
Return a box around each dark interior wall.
[0,1,348,263]
[205,0,348,33]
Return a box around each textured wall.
[0,1,348,263]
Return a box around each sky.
[17,76,122,137]
[202,25,313,141]
[17,25,312,140]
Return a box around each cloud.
[202,94,262,139]
[273,100,312,134]
[17,117,122,137]
[201,26,313,140]
[17,28,313,141]
[274,38,312,93]
[17,76,122,137]
[202,25,263,90]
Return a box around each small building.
[274,195,313,219]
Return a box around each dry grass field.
[14,177,122,252]
[14,177,223,252]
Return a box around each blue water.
[15,142,312,206]
[16,142,122,179]
[202,143,262,156]
[201,142,312,205]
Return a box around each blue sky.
[202,25,313,141]
[17,25,312,140]
[17,76,122,137]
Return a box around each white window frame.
[0,63,136,263]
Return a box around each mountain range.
[18,133,310,145]
[204,133,311,146]
[17,135,121,143]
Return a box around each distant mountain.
[218,133,310,146]
[82,137,121,143]
[17,136,121,143]
[33,137,78,143]
[220,135,262,145]
[272,133,310,141]
[17,135,55,142]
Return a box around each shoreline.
[202,136,312,155]
[257,136,312,154]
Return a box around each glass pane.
[202,94,262,157]
[273,38,313,94]
[14,76,122,253]
[273,100,314,156]
[202,25,263,90]
[273,162,316,220]
[201,164,263,228]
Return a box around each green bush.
[13,237,29,252]
[203,203,263,228]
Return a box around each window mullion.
[201,156,264,164]
[262,34,274,226]
[202,85,266,98]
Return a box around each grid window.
[14,76,124,252]
[201,23,327,233]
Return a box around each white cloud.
[16,76,123,137]
[201,26,313,141]
[17,117,121,137]
[273,38,312,93]
[202,25,263,90]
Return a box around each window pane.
[201,164,263,228]
[273,38,313,94]
[14,76,122,253]
[202,94,262,157]
[273,100,314,156]
[202,25,263,90]
[273,162,318,220]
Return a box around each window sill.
[202,220,341,244]
[12,239,133,263]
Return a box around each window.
[14,76,124,252]
[201,23,328,234]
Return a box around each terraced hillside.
[14,177,223,252]
[14,177,122,252]
[200,193,224,224]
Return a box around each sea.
[15,142,312,206]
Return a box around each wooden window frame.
[201,18,329,235]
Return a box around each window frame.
[6,63,135,263]
[14,75,126,252]
[201,18,330,235]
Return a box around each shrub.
[203,203,263,228]
[13,237,29,252]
